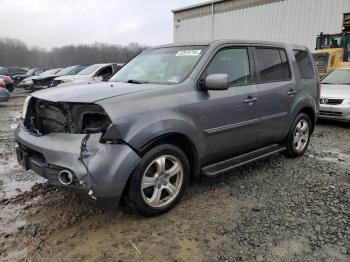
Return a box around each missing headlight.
[82,112,111,133]
[23,97,111,135]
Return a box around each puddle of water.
[314,150,350,167]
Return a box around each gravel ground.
[0,89,349,262]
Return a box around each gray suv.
[15,40,319,216]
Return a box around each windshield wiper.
[126,79,149,84]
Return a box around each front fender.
[102,111,205,159]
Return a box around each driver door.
[196,46,260,163]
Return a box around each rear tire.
[126,144,189,216]
[285,113,312,157]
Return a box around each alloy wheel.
[141,155,184,208]
[293,119,310,152]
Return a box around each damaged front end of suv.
[15,94,141,209]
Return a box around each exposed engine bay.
[23,97,111,135]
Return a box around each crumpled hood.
[34,75,57,81]
[56,74,92,83]
[23,75,56,82]
[321,84,350,99]
[32,82,157,103]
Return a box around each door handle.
[244,96,258,103]
[288,90,297,96]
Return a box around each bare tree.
[0,37,148,68]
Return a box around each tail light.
[0,80,5,88]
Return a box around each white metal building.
[173,0,350,51]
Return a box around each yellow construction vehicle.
[312,13,350,77]
[313,32,350,77]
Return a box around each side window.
[97,66,113,79]
[293,50,315,79]
[255,48,291,82]
[207,48,251,86]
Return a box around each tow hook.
[88,189,97,200]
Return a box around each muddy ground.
[0,89,349,262]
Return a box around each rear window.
[255,48,291,83]
[294,50,315,79]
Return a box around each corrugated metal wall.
[173,0,350,51]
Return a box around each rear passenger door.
[253,47,295,146]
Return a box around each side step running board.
[201,144,286,176]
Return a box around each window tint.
[255,48,291,82]
[207,48,251,86]
[293,50,315,79]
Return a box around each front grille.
[33,78,53,88]
[320,98,344,105]
[320,110,342,117]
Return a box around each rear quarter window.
[293,50,315,79]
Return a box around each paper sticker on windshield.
[175,50,202,56]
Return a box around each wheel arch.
[289,97,317,134]
[139,132,200,178]
[297,106,316,133]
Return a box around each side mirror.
[203,74,229,90]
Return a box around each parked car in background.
[19,68,63,90]
[0,79,10,102]
[319,68,350,122]
[12,68,47,87]
[15,40,319,216]
[50,65,86,87]
[31,65,86,90]
[0,75,14,92]
[55,63,123,86]
[0,67,28,78]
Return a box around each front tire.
[126,144,189,216]
[285,113,312,157]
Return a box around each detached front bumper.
[14,123,141,209]
[319,104,350,122]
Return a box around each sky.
[0,0,204,49]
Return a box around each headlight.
[22,96,31,119]
[24,79,33,85]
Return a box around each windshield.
[39,69,60,76]
[322,69,350,85]
[56,66,76,76]
[109,46,208,84]
[26,69,36,75]
[317,35,344,49]
[70,66,85,75]
[78,64,101,75]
